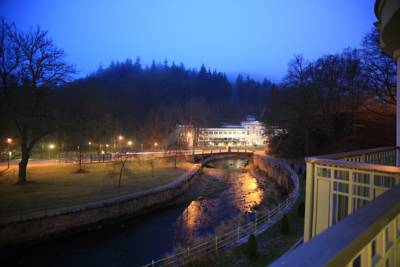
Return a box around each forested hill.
[58,59,272,148]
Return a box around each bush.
[298,201,305,218]
[246,234,258,259]
[281,214,290,235]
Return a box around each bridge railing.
[143,154,300,267]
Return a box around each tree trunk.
[18,146,29,184]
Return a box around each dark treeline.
[55,59,272,149]
[265,29,397,158]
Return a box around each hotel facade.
[177,115,267,148]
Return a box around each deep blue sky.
[1,0,376,81]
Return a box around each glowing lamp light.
[187,133,192,138]
[8,151,12,156]
[101,150,105,155]
[154,142,158,147]
[88,141,92,145]
[105,144,109,148]
[127,141,133,146]
[118,135,123,141]
[49,144,55,149]
[6,138,12,144]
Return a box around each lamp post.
[48,144,55,160]
[127,140,133,151]
[88,141,92,162]
[154,142,158,151]
[8,151,12,169]
[77,145,82,171]
[6,138,12,168]
[118,135,123,152]
[101,150,105,162]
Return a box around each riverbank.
[0,160,202,249]
[0,157,194,217]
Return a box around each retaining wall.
[0,164,202,248]
[252,153,295,191]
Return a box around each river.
[4,157,283,267]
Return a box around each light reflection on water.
[232,172,263,213]
[173,158,264,246]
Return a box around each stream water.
[3,157,278,267]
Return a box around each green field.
[0,157,195,217]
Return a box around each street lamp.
[48,144,55,160]
[101,150,105,162]
[154,142,158,151]
[7,151,11,169]
[5,138,12,168]
[127,141,133,146]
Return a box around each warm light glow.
[127,141,133,146]
[180,200,203,231]
[118,135,123,141]
[101,150,105,154]
[88,141,92,145]
[8,151,12,156]
[105,144,109,148]
[48,144,55,149]
[232,172,263,213]
[6,138,12,144]
[187,132,192,138]
[154,142,158,147]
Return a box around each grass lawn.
[191,172,306,267]
[0,157,195,217]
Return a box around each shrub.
[281,214,290,235]
[246,234,258,259]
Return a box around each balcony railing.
[303,147,400,243]
[271,184,400,267]
[275,146,400,267]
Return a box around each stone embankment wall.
[252,153,294,192]
[0,165,202,248]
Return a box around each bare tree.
[0,18,75,184]
[362,28,397,106]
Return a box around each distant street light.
[88,141,92,145]
[6,138,12,144]
[127,141,133,146]
[118,135,123,141]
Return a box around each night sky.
[1,0,376,81]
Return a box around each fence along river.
[4,156,295,266]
